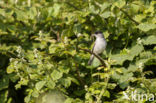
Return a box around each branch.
[64,2,80,10]
[50,27,57,34]
[118,7,139,25]
[79,48,108,67]
[50,27,60,42]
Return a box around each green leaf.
[49,44,57,54]
[7,25,16,33]
[114,0,126,8]
[119,81,129,89]
[120,73,133,89]
[61,78,71,88]
[73,90,85,96]
[51,70,63,80]
[103,90,110,98]
[92,57,101,67]
[107,83,117,89]
[142,35,156,45]
[15,10,27,21]
[130,3,141,13]
[15,78,29,89]
[35,81,46,91]
[48,4,61,17]
[32,90,39,97]
[137,23,156,32]
[28,7,37,19]
[0,90,8,103]
[130,44,144,57]
[94,90,101,94]
[111,44,144,65]
[145,5,154,14]
[110,54,129,65]
[103,31,110,39]
[112,67,133,89]
[7,64,14,74]
[73,24,81,34]
[24,95,31,103]
[59,66,70,74]
[53,4,61,17]
[100,11,111,18]
[69,77,79,85]
[140,51,153,59]
[89,5,99,14]
[128,64,138,72]
[134,14,146,23]
[100,2,111,11]
[47,80,55,89]
[64,98,73,103]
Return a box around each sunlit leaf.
[111,44,144,65]
[137,23,156,32]
[100,11,111,18]
[35,81,46,91]
[103,90,110,98]
[114,0,126,8]
[142,35,156,45]
[51,70,63,80]
[0,90,8,103]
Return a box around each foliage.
[0,0,156,103]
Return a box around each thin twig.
[119,8,139,25]
[64,2,80,10]
[50,27,58,34]
[50,27,60,42]
[56,32,60,42]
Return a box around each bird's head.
[91,31,104,38]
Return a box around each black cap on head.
[95,31,102,34]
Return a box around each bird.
[88,31,107,65]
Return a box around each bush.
[0,0,156,103]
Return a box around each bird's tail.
[88,55,94,65]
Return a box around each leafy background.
[0,0,156,103]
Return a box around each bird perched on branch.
[88,31,107,65]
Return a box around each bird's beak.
[91,34,95,37]
[91,34,95,39]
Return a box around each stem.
[119,7,139,25]
[15,0,18,4]
[65,2,80,10]
[125,32,130,48]
[96,77,110,103]
[79,48,108,67]
[28,0,31,7]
